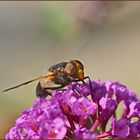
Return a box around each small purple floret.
[39,118,67,139]
[111,119,130,138]
[129,121,140,138]
[99,97,118,113]
[74,127,96,139]
[109,82,129,102]
[91,81,107,102]
[70,96,97,117]
[127,101,140,118]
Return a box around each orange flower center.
[83,106,87,114]
[49,131,58,137]
[30,124,38,133]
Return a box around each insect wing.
[2,74,54,92]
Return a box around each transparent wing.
[2,74,54,92]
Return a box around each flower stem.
[61,103,75,131]
[90,119,99,132]
[97,130,111,139]
[90,110,105,132]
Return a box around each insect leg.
[72,76,93,95]
[44,85,65,90]
[36,82,52,97]
[72,76,92,90]
[83,76,93,91]
[72,84,82,97]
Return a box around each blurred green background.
[0,1,140,138]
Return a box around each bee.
[2,60,91,97]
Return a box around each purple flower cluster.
[6,80,140,139]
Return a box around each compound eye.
[49,62,67,72]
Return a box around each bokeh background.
[0,1,140,138]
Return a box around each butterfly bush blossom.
[6,80,140,139]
